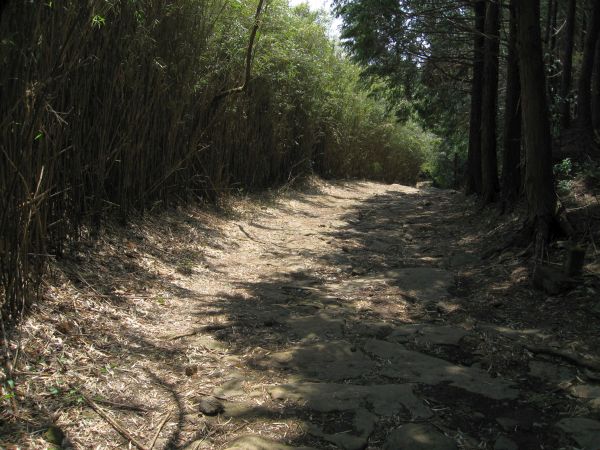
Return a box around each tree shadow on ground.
[187,187,566,449]
[3,206,235,448]
[6,184,588,449]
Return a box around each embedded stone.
[556,417,600,450]
[269,382,431,419]
[363,339,518,400]
[387,324,468,346]
[198,396,224,416]
[383,424,456,450]
[224,435,315,450]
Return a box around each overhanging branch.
[213,0,266,103]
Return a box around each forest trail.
[14,181,600,449]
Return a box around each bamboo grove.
[5,0,600,329]
[0,0,435,326]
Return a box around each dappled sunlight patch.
[4,179,597,449]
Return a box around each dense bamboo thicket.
[0,0,432,324]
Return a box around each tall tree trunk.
[501,0,522,205]
[546,0,561,113]
[576,0,600,129]
[550,0,558,58]
[593,38,600,132]
[466,0,486,195]
[0,0,7,21]
[580,8,587,51]
[559,0,577,129]
[481,0,501,204]
[516,0,557,239]
[545,0,554,47]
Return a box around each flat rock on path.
[286,312,344,341]
[555,417,600,450]
[329,268,453,303]
[569,383,600,408]
[269,382,432,419]
[383,424,457,450]
[363,339,518,399]
[307,408,377,450]
[265,341,373,381]
[126,182,552,448]
[387,323,468,346]
[385,268,454,302]
[493,436,519,450]
[198,396,224,416]
[265,339,518,400]
[223,435,316,450]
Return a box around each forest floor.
[3,178,600,449]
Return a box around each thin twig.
[74,271,105,298]
[93,398,148,413]
[165,323,229,340]
[213,0,266,102]
[148,410,171,450]
[71,384,148,450]
[166,330,201,340]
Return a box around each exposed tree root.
[525,345,600,372]
[71,384,149,450]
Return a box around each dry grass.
[2,179,600,449]
[0,179,339,448]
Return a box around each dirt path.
[8,180,600,449]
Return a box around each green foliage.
[423,134,467,188]
[554,158,573,178]
[91,14,107,28]
[318,60,430,183]
[1,380,15,402]
[554,158,574,195]
[580,160,600,188]
[332,0,472,188]
[0,0,429,326]
[554,159,600,196]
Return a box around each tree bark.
[580,9,587,52]
[466,0,486,195]
[0,0,7,21]
[480,0,500,204]
[544,0,554,47]
[593,37,600,132]
[576,0,600,129]
[559,0,577,129]
[501,0,521,205]
[550,0,558,58]
[545,0,561,110]
[516,0,557,239]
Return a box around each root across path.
[6,180,600,449]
